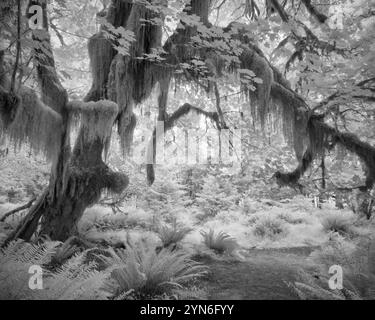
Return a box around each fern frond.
[201,229,239,254]
[156,221,192,248]
[0,240,109,300]
[0,239,60,265]
[99,244,207,298]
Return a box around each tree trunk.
[6,131,128,242]
[40,133,128,240]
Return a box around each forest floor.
[1,151,374,300]
[198,247,317,300]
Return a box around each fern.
[201,229,239,254]
[0,240,58,300]
[0,239,60,265]
[156,220,192,248]
[321,213,356,236]
[99,243,207,298]
[0,240,110,300]
[42,253,109,300]
[287,270,361,300]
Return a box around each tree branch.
[267,0,289,22]
[0,197,36,223]
[146,103,220,185]
[50,22,66,46]
[300,0,328,23]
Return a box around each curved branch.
[146,103,220,185]
[0,197,36,223]
[275,113,375,191]
[167,103,221,131]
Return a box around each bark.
[39,137,128,240]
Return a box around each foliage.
[156,220,193,248]
[253,215,289,240]
[0,149,49,203]
[201,229,239,254]
[195,170,240,218]
[306,234,375,299]
[99,244,207,299]
[320,213,356,237]
[0,240,109,300]
[288,270,361,300]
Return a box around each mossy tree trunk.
[1,1,128,243]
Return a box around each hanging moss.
[0,84,63,160]
[67,163,129,204]
[68,100,118,144]
[118,110,137,155]
[106,0,133,27]
[239,48,274,129]
[275,115,375,190]
[85,33,115,102]
[85,0,375,190]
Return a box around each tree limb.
[300,0,328,23]
[0,197,36,223]
[50,22,66,46]
[146,103,221,185]
[267,0,289,22]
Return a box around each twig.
[0,197,36,223]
